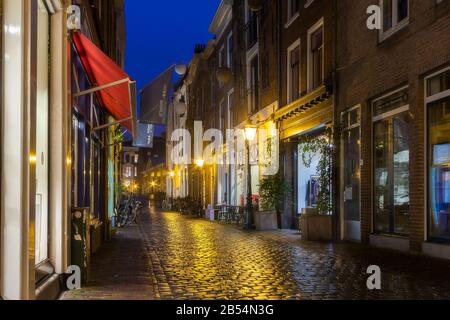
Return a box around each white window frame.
[425,66,450,104]
[372,85,410,123]
[287,39,301,103]
[379,0,410,42]
[424,66,450,241]
[304,0,315,8]
[371,85,410,235]
[307,17,324,93]
[339,105,362,241]
[286,0,300,28]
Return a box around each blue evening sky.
[125,0,221,91]
[125,0,221,137]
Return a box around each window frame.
[307,18,324,93]
[287,39,301,104]
[424,66,450,243]
[227,31,233,71]
[371,86,411,236]
[379,0,410,42]
[286,0,300,28]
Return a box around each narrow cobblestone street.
[62,208,450,300]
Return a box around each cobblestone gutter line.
[138,212,175,300]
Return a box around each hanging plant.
[298,128,333,215]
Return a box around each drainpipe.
[331,0,340,242]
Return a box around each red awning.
[72,31,136,137]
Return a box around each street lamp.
[169,171,175,199]
[244,125,257,230]
[195,159,205,209]
[195,159,205,168]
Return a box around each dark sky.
[125,0,221,91]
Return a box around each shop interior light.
[244,125,257,142]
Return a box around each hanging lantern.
[216,67,233,83]
[175,64,187,76]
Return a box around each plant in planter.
[256,175,292,231]
[297,129,334,241]
[298,128,333,215]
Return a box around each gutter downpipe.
[332,0,340,242]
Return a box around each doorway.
[372,88,410,236]
[341,107,361,241]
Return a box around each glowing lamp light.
[29,154,37,164]
[195,159,205,168]
[169,171,175,178]
[244,126,257,142]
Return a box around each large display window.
[426,68,450,241]
[373,87,410,236]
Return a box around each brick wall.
[337,0,450,249]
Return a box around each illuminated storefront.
[426,68,450,242]
[1,0,70,299]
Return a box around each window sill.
[379,19,409,43]
[285,13,300,29]
[370,234,410,252]
[422,241,450,261]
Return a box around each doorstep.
[370,234,410,253]
[422,242,450,261]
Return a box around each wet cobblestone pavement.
[63,208,450,300]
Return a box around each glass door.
[342,108,361,241]
[35,0,50,265]
[374,112,410,235]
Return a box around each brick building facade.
[337,0,450,258]
[174,0,450,260]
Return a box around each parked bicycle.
[114,195,143,228]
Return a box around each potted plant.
[297,130,334,241]
[255,175,292,231]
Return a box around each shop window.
[373,87,410,236]
[426,68,450,241]
[296,129,330,214]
